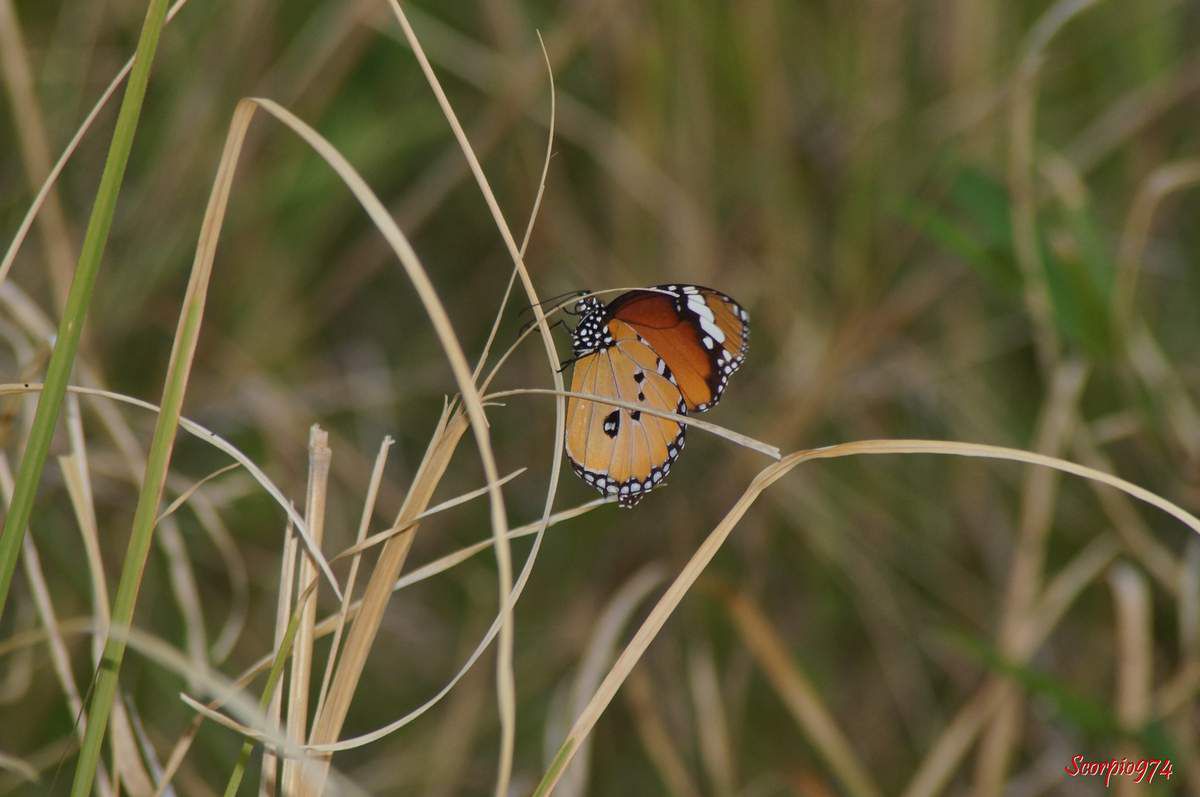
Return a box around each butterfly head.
[570,293,608,357]
[572,294,603,317]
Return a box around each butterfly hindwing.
[565,320,686,507]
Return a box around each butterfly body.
[565,284,749,507]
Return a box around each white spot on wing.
[698,315,725,343]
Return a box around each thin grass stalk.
[151,493,590,780]
[243,53,533,785]
[624,670,703,797]
[69,96,260,797]
[0,382,345,564]
[484,387,781,459]
[59,446,154,794]
[0,0,195,289]
[0,456,114,797]
[901,534,1122,797]
[261,519,299,797]
[974,360,1087,793]
[383,11,557,794]
[282,428,332,794]
[0,0,171,627]
[1008,0,1100,373]
[304,406,465,771]
[254,504,604,757]
[1114,159,1200,329]
[330,468,525,562]
[535,438,1200,795]
[554,565,666,796]
[223,591,309,797]
[293,28,562,791]
[0,0,75,306]
[687,642,738,797]
[724,591,881,797]
[315,431,1200,759]
[1109,565,1152,797]
[311,437,393,733]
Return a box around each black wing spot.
[633,372,645,383]
[602,409,620,438]
[630,410,642,421]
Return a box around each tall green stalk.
[68,94,256,797]
[0,0,170,617]
[0,0,172,790]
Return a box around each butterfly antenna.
[517,316,566,338]
[517,288,590,317]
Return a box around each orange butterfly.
[565,285,749,506]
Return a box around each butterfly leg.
[517,316,566,338]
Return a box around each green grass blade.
[0,0,171,620]
[223,599,305,797]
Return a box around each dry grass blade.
[1115,159,1200,325]
[0,0,195,288]
[0,456,114,796]
[687,642,738,797]
[534,453,806,796]
[0,0,74,304]
[248,90,522,792]
[304,407,469,766]
[57,452,108,663]
[160,501,603,772]
[391,499,607,592]
[157,515,208,682]
[296,15,563,791]
[262,518,298,797]
[900,683,1008,797]
[69,88,335,797]
[0,751,37,786]
[724,591,880,797]
[975,359,1086,795]
[155,463,240,524]
[312,436,393,734]
[535,438,1200,794]
[553,565,666,796]
[796,440,1200,534]
[59,446,154,795]
[331,467,526,562]
[0,383,339,595]
[283,427,332,794]
[1109,565,1152,797]
[1008,0,1101,369]
[383,11,560,795]
[624,669,703,797]
[484,388,782,459]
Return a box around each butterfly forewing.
[609,285,749,412]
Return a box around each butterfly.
[564,284,749,507]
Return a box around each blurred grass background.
[3,0,1200,794]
